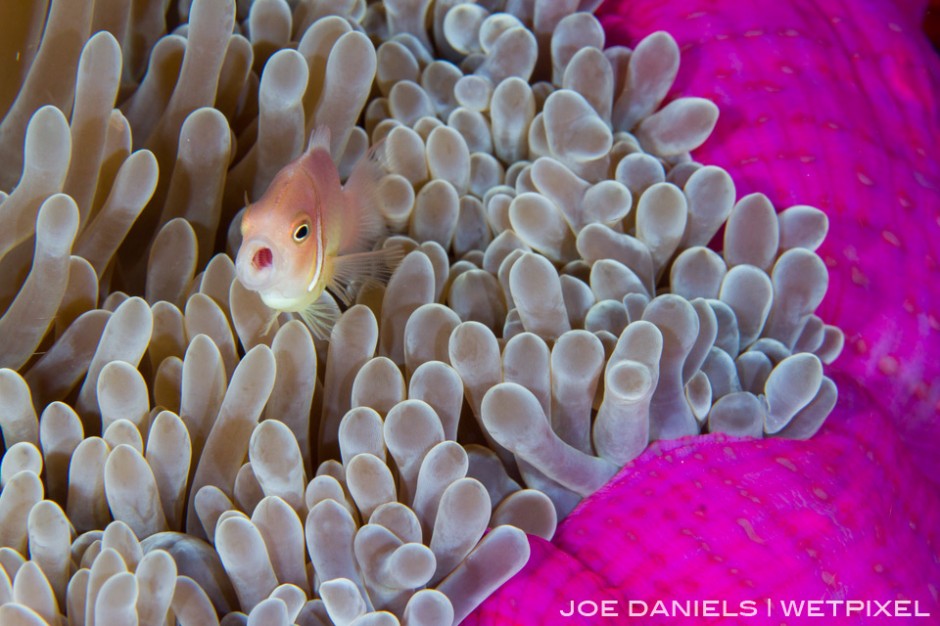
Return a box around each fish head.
[235,164,325,312]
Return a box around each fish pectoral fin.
[298,292,340,340]
[328,246,405,306]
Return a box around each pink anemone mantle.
[466,0,940,624]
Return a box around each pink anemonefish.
[235,126,399,338]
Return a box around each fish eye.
[293,222,310,242]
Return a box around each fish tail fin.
[340,139,388,254]
[298,291,341,340]
[328,244,404,306]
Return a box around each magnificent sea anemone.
[0,0,937,624]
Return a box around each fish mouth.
[235,236,280,292]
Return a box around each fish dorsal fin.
[327,245,404,306]
[299,126,343,257]
[307,125,332,154]
[337,140,388,255]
